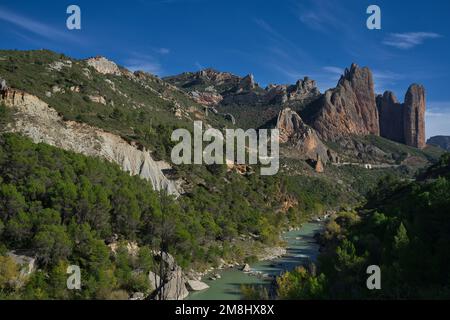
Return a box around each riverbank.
[187,222,323,300]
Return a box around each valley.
[0,49,448,300]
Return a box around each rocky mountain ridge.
[0,50,435,178]
[165,69,321,108]
[167,63,428,153]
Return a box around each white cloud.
[426,102,450,138]
[383,32,442,49]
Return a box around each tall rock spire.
[376,84,426,149]
[310,63,380,141]
[403,84,426,149]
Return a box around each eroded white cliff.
[1,89,179,196]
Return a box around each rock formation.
[86,56,122,76]
[376,91,404,143]
[403,84,426,149]
[190,90,223,106]
[310,63,380,140]
[0,89,179,196]
[315,155,324,173]
[266,77,320,105]
[148,251,189,300]
[196,68,239,85]
[276,108,332,163]
[0,78,8,91]
[288,77,320,102]
[237,74,257,92]
[166,70,319,107]
[377,84,426,149]
[186,280,209,291]
[7,251,36,278]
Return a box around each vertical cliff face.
[377,91,405,143]
[376,84,426,149]
[403,84,426,149]
[311,63,380,140]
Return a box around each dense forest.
[275,154,450,299]
[0,131,345,299]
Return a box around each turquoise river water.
[188,222,323,300]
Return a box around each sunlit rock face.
[86,56,122,76]
[311,63,380,141]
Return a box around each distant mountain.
[427,136,450,151]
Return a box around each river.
[188,222,323,300]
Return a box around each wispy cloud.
[295,0,351,35]
[155,47,170,55]
[0,6,83,44]
[123,53,162,75]
[383,32,442,49]
[322,66,343,75]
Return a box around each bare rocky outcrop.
[237,74,257,92]
[0,89,179,196]
[149,268,189,300]
[0,77,8,91]
[276,108,332,163]
[190,90,223,106]
[197,68,238,85]
[149,251,189,300]
[87,94,107,105]
[315,155,324,173]
[86,56,122,76]
[310,63,380,140]
[265,77,320,105]
[6,251,36,278]
[186,280,209,291]
[287,77,320,102]
[48,60,72,72]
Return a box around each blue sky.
[0,0,449,138]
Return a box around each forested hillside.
[275,154,450,299]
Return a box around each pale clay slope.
[1,90,179,196]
